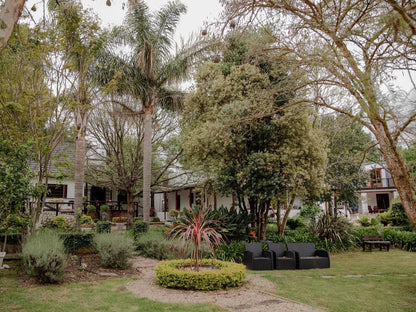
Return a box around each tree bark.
[0,0,26,51]
[126,190,134,229]
[372,119,416,229]
[74,110,88,215]
[142,103,153,222]
[278,195,295,236]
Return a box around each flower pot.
[0,252,6,268]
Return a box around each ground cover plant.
[259,249,416,312]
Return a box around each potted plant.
[99,204,110,221]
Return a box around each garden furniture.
[362,234,390,251]
[243,243,273,270]
[287,243,330,269]
[266,242,296,270]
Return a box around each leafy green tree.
[182,60,326,239]
[222,0,416,230]
[319,114,377,214]
[0,136,35,250]
[94,0,207,222]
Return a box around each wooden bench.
[362,234,390,251]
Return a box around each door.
[376,194,390,212]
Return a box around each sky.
[82,0,223,42]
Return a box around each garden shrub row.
[155,259,246,291]
[135,230,182,260]
[94,233,134,269]
[21,231,67,283]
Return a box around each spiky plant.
[167,205,224,271]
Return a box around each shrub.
[212,206,251,241]
[81,215,94,228]
[94,233,134,268]
[42,216,74,231]
[59,232,95,254]
[299,204,322,220]
[310,214,352,243]
[390,199,411,226]
[379,211,394,226]
[86,205,96,214]
[168,209,179,219]
[155,259,246,291]
[135,230,182,260]
[215,240,245,263]
[96,221,111,234]
[134,217,143,222]
[383,228,416,251]
[99,205,110,220]
[133,220,149,240]
[112,216,127,223]
[21,231,67,283]
[358,215,371,227]
[286,217,306,230]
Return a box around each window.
[369,169,382,187]
[47,184,68,198]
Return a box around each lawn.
[1,250,415,312]
[258,249,416,312]
[0,264,221,312]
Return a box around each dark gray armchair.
[287,243,330,269]
[266,242,296,270]
[243,243,273,270]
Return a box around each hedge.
[59,232,95,253]
[155,259,246,291]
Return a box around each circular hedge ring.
[155,259,246,291]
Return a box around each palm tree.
[95,0,207,222]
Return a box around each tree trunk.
[373,119,416,230]
[126,190,134,229]
[74,110,88,215]
[142,104,153,222]
[0,0,26,51]
[278,195,295,236]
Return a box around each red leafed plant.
[167,205,224,272]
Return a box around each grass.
[1,250,415,311]
[0,262,222,312]
[257,249,416,312]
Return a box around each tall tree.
[49,0,106,215]
[318,114,377,214]
[182,60,327,240]
[87,99,184,227]
[222,0,416,229]
[94,0,206,222]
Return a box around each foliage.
[21,231,67,283]
[214,240,245,263]
[286,217,306,230]
[135,230,182,260]
[383,229,416,251]
[86,205,96,214]
[80,215,94,228]
[168,209,179,219]
[96,221,111,234]
[155,259,246,291]
[94,233,134,269]
[99,204,110,221]
[299,204,322,220]
[59,232,95,254]
[112,216,127,223]
[212,206,251,241]
[42,216,74,231]
[318,114,375,208]
[310,214,352,243]
[389,198,411,227]
[152,217,161,222]
[358,215,371,227]
[167,206,224,271]
[133,220,149,240]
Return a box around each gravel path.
[126,257,324,312]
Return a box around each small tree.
[0,137,35,251]
[167,205,224,272]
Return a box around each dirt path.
[126,257,324,312]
